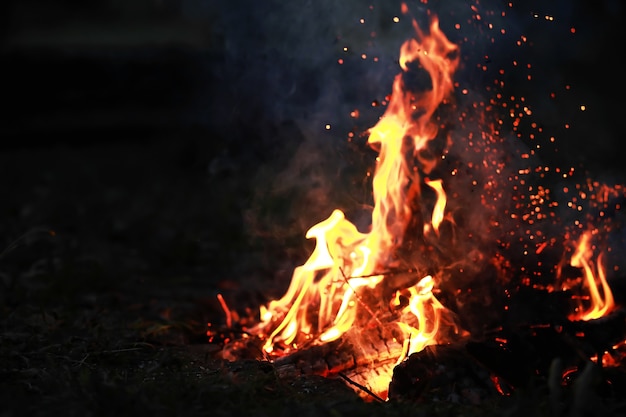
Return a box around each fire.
[213,3,626,401]
[562,230,614,321]
[366,14,458,259]
[391,275,449,359]
[238,9,461,396]
[255,208,379,353]
[424,179,447,235]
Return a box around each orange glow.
[391,275,449,362]
[214,3,626,401]
[564,230,614,321]
[242,8,460,398]
[425,179,447,235]
[217,293,233,329]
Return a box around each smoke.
[209,0,626,298]
[211,0,506,274]
[212,0,416,265]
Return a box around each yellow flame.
[391,275,448,362]
[256,209,378,353]
[367,15,458,263]
[425,179,447,235]
[567,230,614,321]
[243,9,461,398]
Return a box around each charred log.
[502,285,574,326]
[388,343,502,404]
[271,324,405,378]
[388,305,626,403]
[465,327,573,390]
[561,307,626,364]
[466,308,626,392]
[217,266,626,402]
[267,324,408,400]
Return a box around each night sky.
[2,1,624,173]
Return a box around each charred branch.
[272,324,406,380]
[562,307,626,363]
[388,343,501,404]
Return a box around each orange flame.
[565,230,614,321]
[244,9,461,393]
[213,5,626,399]
[255,209,378,353]
[391,275,449,360]
[425,179,447,235]
[367,15,458,261]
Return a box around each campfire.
[208,3,626,404]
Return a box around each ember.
[209,1,626,404]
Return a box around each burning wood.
[208,2,626,403]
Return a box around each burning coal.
[209,2,626,402]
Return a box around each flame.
[367,15,458,260]
[425,179,447,235]
[242,9,461,396]
[256,209,379,353]
[391,275,449,361]
[564,230,614,321]
[212,4,626,400]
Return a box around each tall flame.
[367,15,459,261]
[245,9,461,379]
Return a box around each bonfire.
[209,2,626,404]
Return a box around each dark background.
[1,0,625,308]
[2,0,624,162]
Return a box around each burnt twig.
[338,372,386,403]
